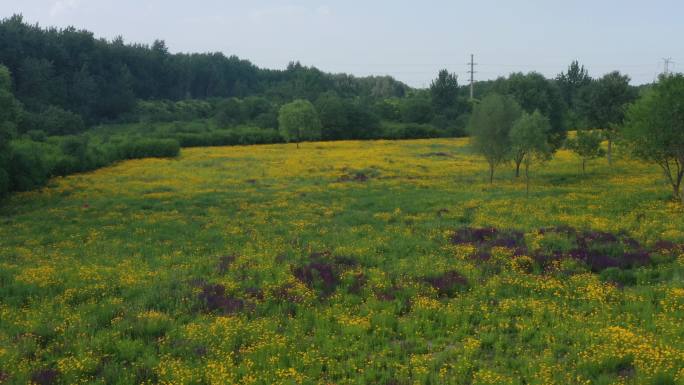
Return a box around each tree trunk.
[659,159,682,202]
[489,163,494,184]
[582,159,586,174]
[676,165,683,204]
[515,159,521,178]
[607,138,613,166]
[525,161,530,197]
[296,142,299,149]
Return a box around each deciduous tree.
[566,130,605,174]
[576,71,637,165]
[623,74,684,203]
[278,99,321,148]
[510,110,554,194]
[468,93,522,183]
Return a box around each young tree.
[468,93,522,183]
[566,130,605,174]
[576,71,637,165]
[278,99,321,148]
[493,72,567,150]
[623,74,684,203]
[510,110,553,194]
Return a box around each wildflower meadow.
[1,138,683,384]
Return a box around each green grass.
[0,138,683,384]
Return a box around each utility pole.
[467,54,477,100]
[663,57,674,76]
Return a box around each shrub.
[7,140,55,191]
[118,138,180,159]
[22,106,86,136]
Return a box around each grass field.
[1,138,683,385]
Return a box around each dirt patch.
[198,284,246,315]
[292,252,360,296]
[30,369,59,385]
[422,152,453,158]
[423,270,469,297]
[347,272,367,295]
[451,226,670,274]
[217,255,237,274]
[337,172,370,182]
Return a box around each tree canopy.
[278,100,322,147]
[468,93,522,182]
[623,74,684,202]
[510,110,553,191]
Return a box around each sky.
[1,0,682,87]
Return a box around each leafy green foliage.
[430,69,459,112]
[623,74,684,202]
[400,93,434,124]
[21,106,85,136]
[278,100,322,146]
[556,60,592,129]
[566,130,605,173]
[468,93,522,182]
[117,138,180,160]
[493,72,567,149]
[510,110,554,192]
[578,71,637,130]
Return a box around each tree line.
[2,15,681,204]
[468,72,684,204]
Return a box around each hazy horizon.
[1,0,682,87]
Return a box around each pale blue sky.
[1,0,681,87]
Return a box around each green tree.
[623,74,684,203]
[510,110,553,194]
[566,130,605,174]
[0,65,22,196]
[493,72,567,150]
[400,93,433,124]
[214,98,245,127]
[315,93,349,140]
[468,93,522,183]
[278,99,321,148]
[556,61,592,129]
[576,71,637,165]
[430,69,459,112]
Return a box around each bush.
[0,167,9,197]
[118,138,180,159]
[402,123,444,139]
[7,140,56,191]
[22,106,86,136]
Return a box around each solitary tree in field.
[623,74,684,203]
[278,99,321,148]
[510,110,553,194]
[576,71,637,165]
[566,130,605,174]
[468,93,522,183]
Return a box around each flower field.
[1,138,683,384]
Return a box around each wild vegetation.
[1,138,683,384]
[1,12,684,385]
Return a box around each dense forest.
[0,14,645,198]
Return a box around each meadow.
[0,138,683,384]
